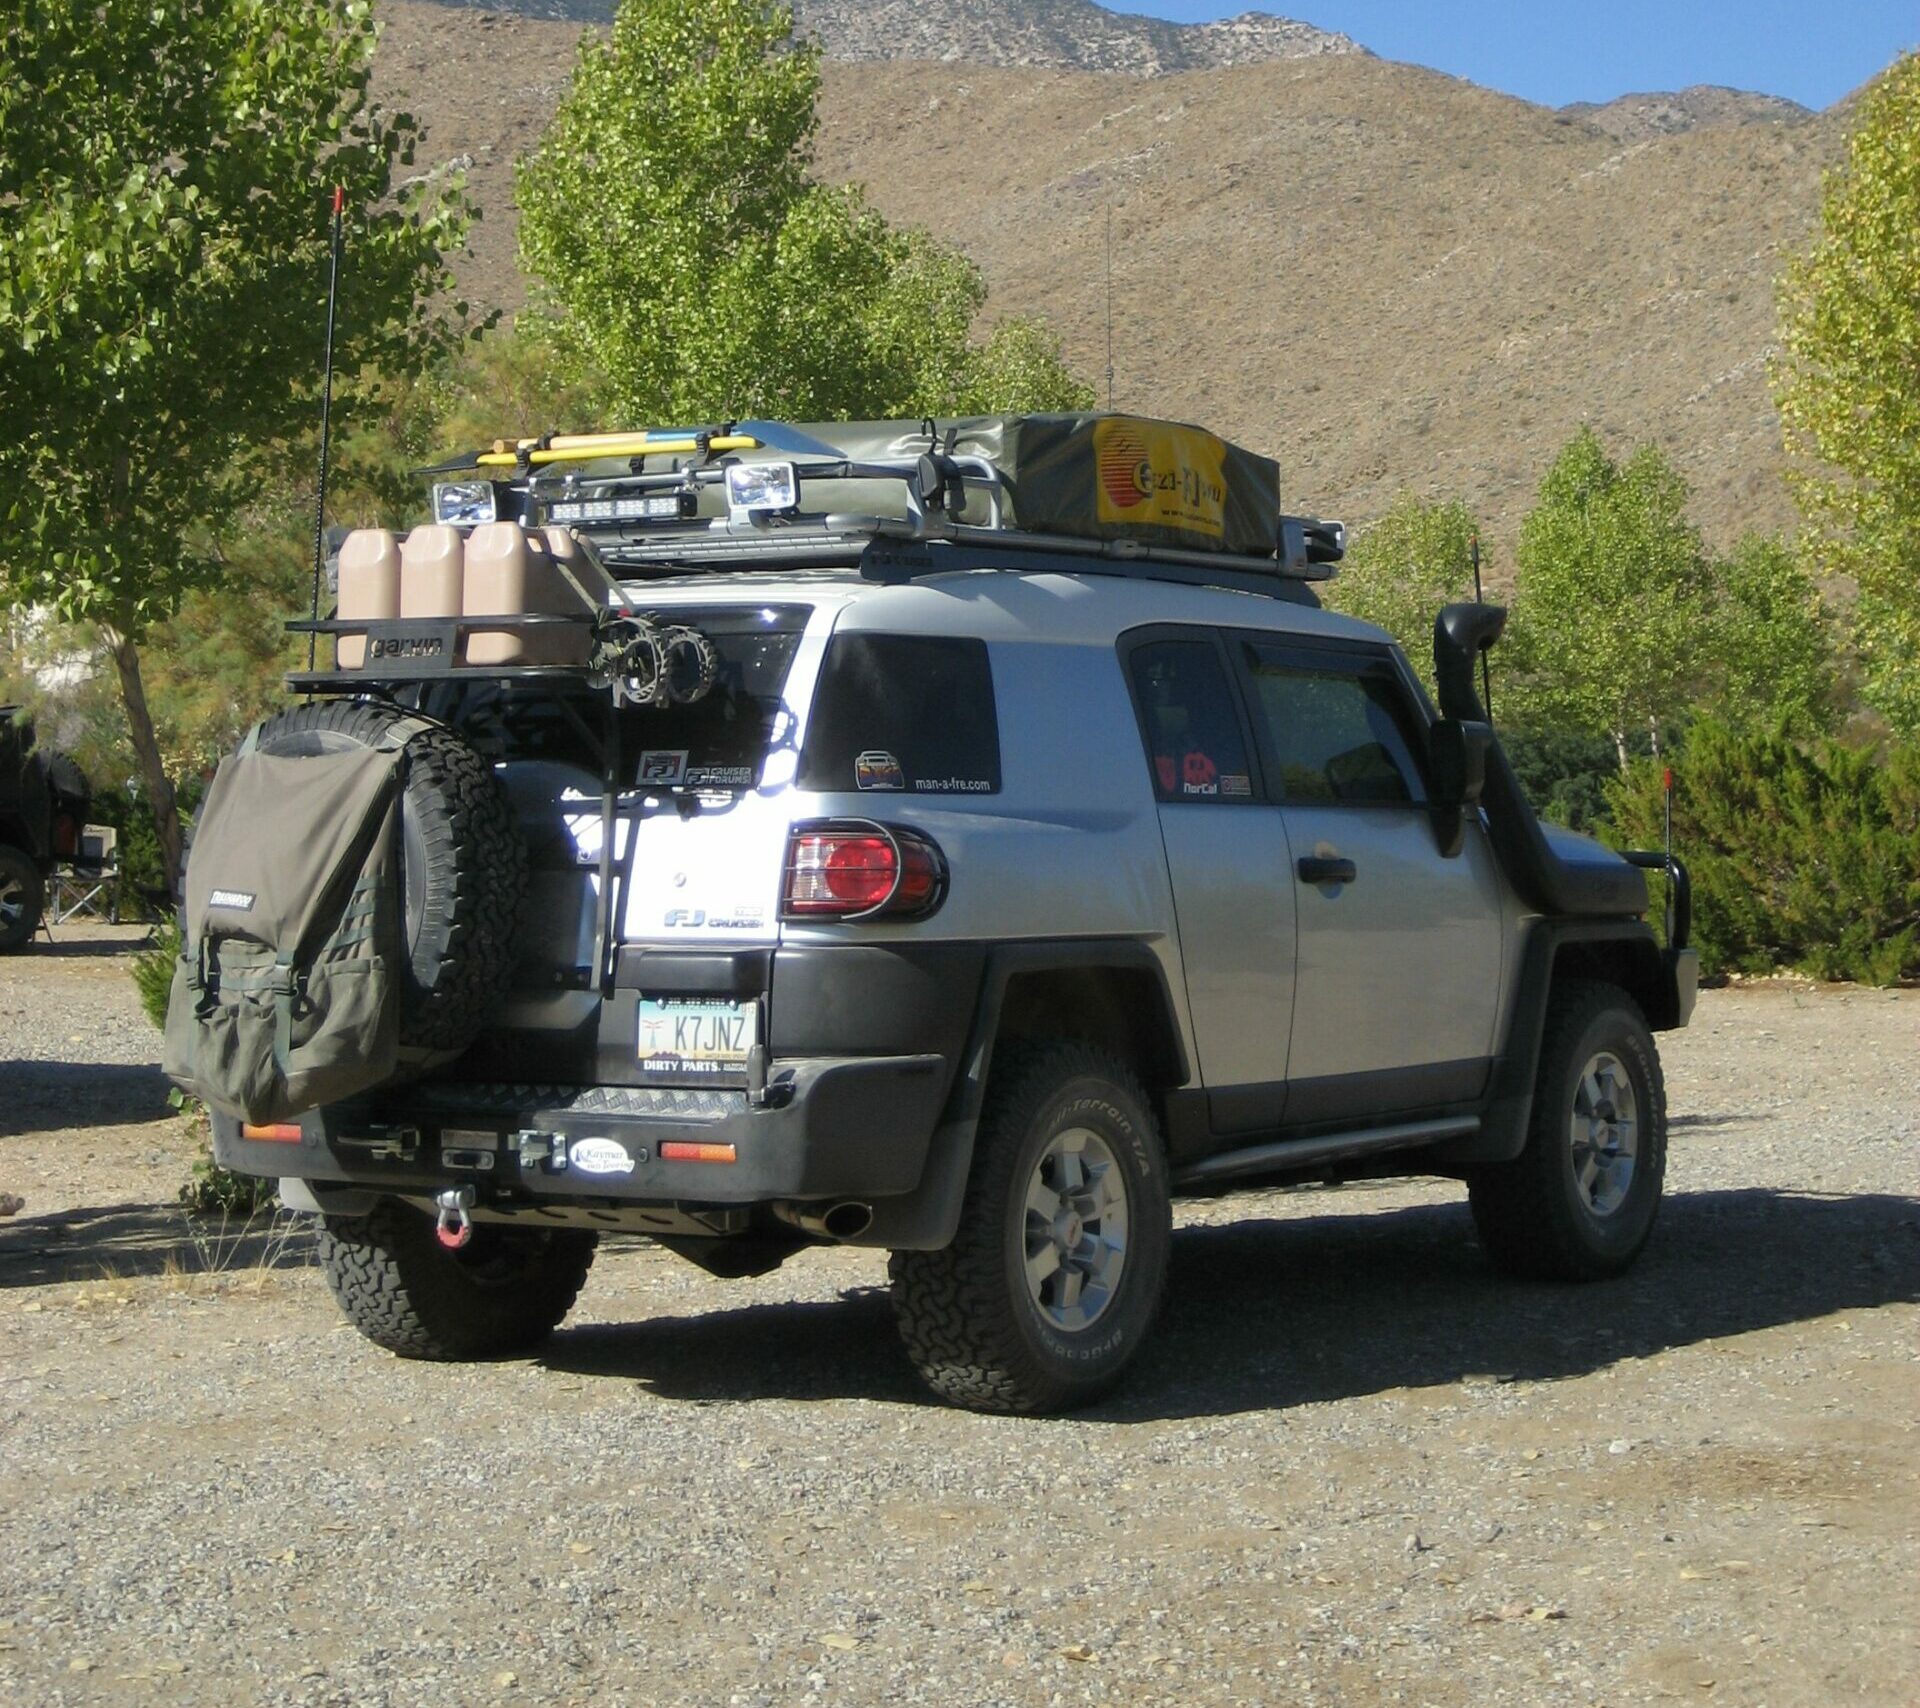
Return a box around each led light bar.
[546,494,695,525]
[432,480,498,527]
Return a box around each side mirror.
[1429,718,1493,857]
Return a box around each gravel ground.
[1,927,1915,1707]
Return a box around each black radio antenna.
[1470,531,1493,719]
[1104,200,1116,412]
[309,184,346,673]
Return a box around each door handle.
[1296,855,1357,885]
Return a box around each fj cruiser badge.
[568,1137,637,1176]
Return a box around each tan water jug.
[399,524,464,622]
[334,529,400,669]
[464,521,589,665]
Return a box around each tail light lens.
[783,822,946,920]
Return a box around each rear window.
[624,605,809,789]
[799,634,1001,796]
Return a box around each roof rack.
[426,416,1345,591]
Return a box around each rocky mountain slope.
[377,2,1849,557]
[1564,84,1812,143]
[429,0,1363,72]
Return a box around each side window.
[1127,638,1254,802]
[798,633,1001,795]
[1241,642,1427,806]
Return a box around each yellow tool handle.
[474,433,761,469]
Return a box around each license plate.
[636,997,757,1078]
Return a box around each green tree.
[1774,53,1920,735]
[517,0,1090,426]
[1710,534,1837,733]
[1507,428,1715,768]
[0,0,472,881]
[1325,495,1483,699]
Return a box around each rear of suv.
[183,414,1695,1413]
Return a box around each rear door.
[1123,629,1296,1134]
[1229,634,1505,1122]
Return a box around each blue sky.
[1104,1,1917,110]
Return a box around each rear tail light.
[782,822,947,920]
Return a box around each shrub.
[1608,719,1920,985]
[131,917,180,1029]
[1501,723,1622,835]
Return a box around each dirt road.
[2,928,1915,1706]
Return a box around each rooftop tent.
[789,414,1283,557]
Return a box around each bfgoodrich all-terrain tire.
[1468,980,1667,1282]
[252,701,526,1054]
[318,1200,597,1360]
[0,844,44,953]
[889,1041,1172,1414]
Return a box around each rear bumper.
[211,1052,952,1206]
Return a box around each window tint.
[1241,643,1426,805]
[799,634,1001,795]
[1128,639,1254,802]
[423,606,807,790]
[627,606,807,788]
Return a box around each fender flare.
[1435,917,1693,1167]
[862,939,1189,1250]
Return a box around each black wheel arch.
[866,938,1189,1251]
[1435,917,1690,1168]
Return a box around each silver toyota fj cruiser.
[175,414,1696,1414]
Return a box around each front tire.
[889,1041,1171,1414]
[318,1200,596,1360]
[1469,980,1667,1281]
[0,845,43,952]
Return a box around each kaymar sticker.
[568,1137,636,1176]
[855,749,906,790]
[208,888,256,911]
[638,750,688,785]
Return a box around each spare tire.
[251,701,527,1054]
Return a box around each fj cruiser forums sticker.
[568,1137,636,1176]
[1093,417,1228,539]
[638,750,688,785]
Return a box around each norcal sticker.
[208,889,256,912]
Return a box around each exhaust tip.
[820,1200,873,1241]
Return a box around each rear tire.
[317,1200,596,1360]
[251,702,526,1054]
[889,1041,1171,1414]
[0,844,44,952]
[1469,980,1666,1281]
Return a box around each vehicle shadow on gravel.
[538,1187,1919,1417]
[26,934,155,958]
[0,1061,174,1136]
[0,1202,314,1287]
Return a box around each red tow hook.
[434,1186,475,1250]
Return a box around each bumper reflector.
[241,1123,303,1143]
[659,1141,737,1165]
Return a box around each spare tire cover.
[251,701,527,1055]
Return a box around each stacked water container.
[333,523,594,670]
